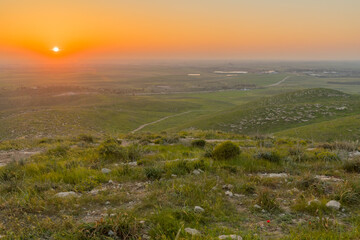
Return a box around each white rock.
[225,191,233,197]
[194,206,205,213]
[171,174,177,178]
[128,161,137,166]
[142,234,150,240]
[253,204,261,209]
[193,169,201,175]
[185,228,201,236]
[108,180,114,184]
[101,168,111,174]
[108,230,115,236]
[105,201,110,205]
[259,173,288,178]
[326,200,341,210]
[234,194,245,198]
[219,235,243,240]
[55,191,78,198]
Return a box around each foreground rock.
[185,228,201,236]
[194,206,205,213]
[219,235,243,240]
[326,200,341,210]
[55,191,79,198]
[101,168,111,174]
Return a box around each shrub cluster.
[212,141,240,160]
[191,139,206,148]
[98,139,142,162]
[255,151,281,163]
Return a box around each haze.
[1,0,360,63]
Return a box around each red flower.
[267,220,270,223]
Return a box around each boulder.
[219,235,243,240]
[326,200,341,210]
[55,191,78,198]
[194,206,205,213]
[185,228,201,236]
[101,168,111,174]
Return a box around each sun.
[52,46,60,53]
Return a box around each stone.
[108,230,115,236]
[108,180,114,184]
[218,235,243,240]
[193,169,201,175]
[225,191,233,197]
[171,174,177,178]
[101,168,111,174]
[254,204,261,209]
[142,234,150,240]
[234,194,245,198]
[222,184,234,190]
[326,200,341,210]
[55,191,78,198]
[194,206,205,213]
[185,228,201,236]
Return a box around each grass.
[0,131,360,239]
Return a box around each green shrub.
[212,141,240,160]
[318,141,358,152]
[255,151,281,163]
[127,144,143,162]
[191,139,206,148]
[78,134,94,143]
[46,145,69,157]
[144,167,163,180]
[256,189,279,212]
[315,151,339,161]
[343,158,360,173]
[98,138,127,162]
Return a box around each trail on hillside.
[131,111,193,133]
[267,76,290,87]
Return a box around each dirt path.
[131,111,193,133]
[267,76,290,87]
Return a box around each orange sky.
[1,0,360,62]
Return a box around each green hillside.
[180,89,360,136]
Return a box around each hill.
[180,89,360,138]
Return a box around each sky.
[0,0,360,63]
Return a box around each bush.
[98,138,127,162]
[318,141,359,152]
[315,151,339,161]
[212,141,240,160]
[144,167,163,180]
[255,151,281,163]
[78,134,94,143]
[127,144,143,162]
[46,145,69,157]
[256,189,279,212]
[191,139,206,148]
[343,158,360,173]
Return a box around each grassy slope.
[1,131,360,239]
[178,88,360,136]
[275,114,360,141]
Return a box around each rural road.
[267,76,290,87]
[131,111,193,133]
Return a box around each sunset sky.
[1,0,360,63]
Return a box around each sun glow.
[52,46,60,53]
